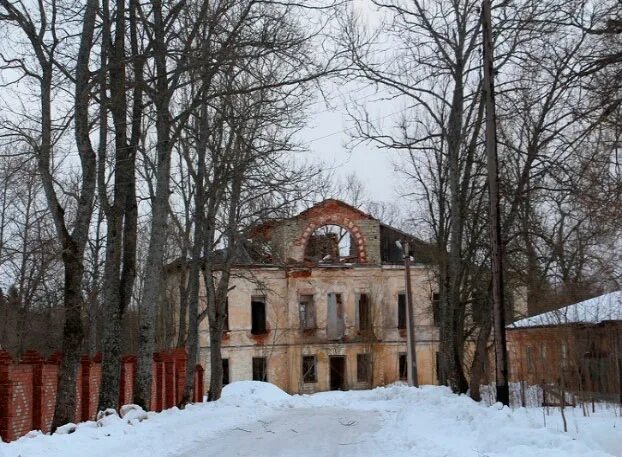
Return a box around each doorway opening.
[329,355,346,391]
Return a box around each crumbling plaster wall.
[196,265,440,393]
[189,200,443,393]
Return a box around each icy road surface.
[2,381,621,457]
[180,407,383,457]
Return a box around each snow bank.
[53,423,78,435]
[0,398,274,457]
[579,413,622,457]
[359,385,621,457]
[119,404,149,423]
[220,381,291,406]
[2,383,620,457]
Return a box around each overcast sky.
[297,83,403,203]
[296,2,406,205]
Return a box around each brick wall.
[0,360,33,441]
[151,353,164,412]
[80,355,102,422]
[273,199,382,264]
[0,349,203,442]
[507,322,622,397]
[162,352,177,410]
[119,356,135,407]
[193,365,204,403]
[38,356,59,433]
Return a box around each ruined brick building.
[507,291,622,403]
[166,199,441,393]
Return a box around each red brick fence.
[0,348,204,442]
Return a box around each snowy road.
[3,382,621,457]
[180,408,384,457]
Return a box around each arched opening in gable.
[303,224,361,263]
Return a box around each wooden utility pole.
[482,0,509,406]
[403,240,419,387]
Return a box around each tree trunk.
[98,0,139,410]
[208,324,224,401]
[181,211,205,404]
[469,318,492,401]
[482,0,509,406]
[99,156,138,410]
[182,99,209,405]
[135,187,170,409]
[87,207,104,357]
[134,0,172,410]
[203,168,243,402]
[436,266,450,386]
[453,306,469,394]
[49,0,99,430]
[52,246,85,429]
[98,230,124,409]
[443,65,465,392]
[176,263,188,348]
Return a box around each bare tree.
[134,0,214,409]
[0,157,62,356]
[0,0,99,429]
[344,0,494,393]
[185,72,319,403]
[132,0,347,407]
[97,0,144,411]
[342,0,609,399]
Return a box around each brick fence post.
[39,353,62,433]
[20,350,44,432]
[119,355,136,407]
[162,352,176,409]
[88,354,102,420]
[0,350,14,442]
[194,365,204,403]
[172,348,187,405]
[132,355,137,404]
[0,352,34,441]
[151,353,163,412]
[80,355,102,421]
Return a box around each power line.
[305,105,411,145]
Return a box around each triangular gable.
[296,199,377,222]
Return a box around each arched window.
[303,224,357,263]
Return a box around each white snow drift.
[1,381,620,457]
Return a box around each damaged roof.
[509,290,622,328]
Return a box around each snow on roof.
[510,291,622,328]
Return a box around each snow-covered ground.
[2,382,620,457]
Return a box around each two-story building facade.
[167,199,441,394]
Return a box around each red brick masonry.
[0,348,204,442]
